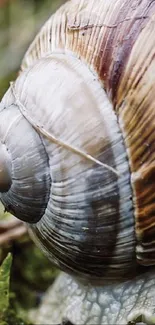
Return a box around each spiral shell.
[1,0,155,281]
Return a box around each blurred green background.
[0,1,65,323]
[0,0,66,97]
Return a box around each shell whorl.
[2,53,134,281]
[21,0,155,267]
[0,96,51,223]
[1,0,155,281]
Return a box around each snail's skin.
[1,0,155,324]
[30,271,155,325]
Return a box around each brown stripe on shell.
[115,13,155,265]
[96,0,155,104]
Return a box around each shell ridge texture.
[1,0,138,280]
[2,2,155,324]
[10,77,119,177]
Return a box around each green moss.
[1,309,32,325]
[0,253,12,315]
[0,254,34,325]
[11,239,59,310]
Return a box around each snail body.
[1,0,155,323]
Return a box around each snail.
[1,0,155,323]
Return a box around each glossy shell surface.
[1,0,155,280]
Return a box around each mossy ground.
[0,216,59,324]
[0,254,31,325]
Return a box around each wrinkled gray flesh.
[30,270,155,325]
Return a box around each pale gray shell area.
[0,100,51,223]
[1,54,136,281]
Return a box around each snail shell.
[1,0,155,283]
